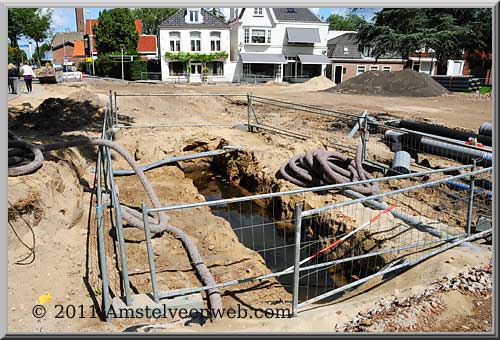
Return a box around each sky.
[18,7,381,58]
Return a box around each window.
[287,8,295,12]
[356,65,366,75]
[169,32,180,52]
[189,10,199,22]
[382,66,391,71]
[370,65,379,71]
[169,61,184,76]
[343,46,349,54]
[343,67,347,74]
[244,28,250,43]
[210,32,221,51]
[251,29,266,44]
[267,29,271,43]
[254,8,263,16]
[190,31,201,51]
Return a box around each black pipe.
[398,120,492,147]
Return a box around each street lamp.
[85,9,95,75]
[58,24,67,68]
[119,43,125,80]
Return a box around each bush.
[77,62,87,73]
[129,59,147,80]
[95,54,147,80]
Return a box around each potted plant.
[202,66,209,82]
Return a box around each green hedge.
[95,55,147,80]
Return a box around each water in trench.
[185,168,347,302]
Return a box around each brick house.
[51,32,85,66]
[326,32,405,84]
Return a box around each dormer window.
[343,46,349,54]
[190,10,199,22]
[287,8,295,12]
[185,9,203,23]
[253,8,263,16]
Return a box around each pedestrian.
[8,63,18,94]
[20,60,35,93]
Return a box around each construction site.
[7,70,493,333]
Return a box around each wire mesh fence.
[296,166,492,308]
[91,94,492,321]
[248,95,361,156]
[111,92,247,129]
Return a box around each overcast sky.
[18,7,381,58]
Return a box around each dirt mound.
[288,75,335,92]
[11,89,102,135]
[327,69,449,97]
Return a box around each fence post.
[361,114,368,161]
[247,93,253,132]
[141,202,160,303]
[114,91,117,125]
[293,204,302,317]
[466,159,477,236]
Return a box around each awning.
[298,54,330,65]
[240,53,286,64]
[286,27,321,44]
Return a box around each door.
[191,63,202,74]
[334,65,342,84]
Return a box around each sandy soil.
[7,79,493,333]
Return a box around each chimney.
[75,8,84,33]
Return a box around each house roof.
[51,32,84,47]
[327,32,402,60]
[272,8,322,23]
[73,40,85,56]
[138,35,157,53]
[85,18,143,35]
[86,19,99,35]
[159,8,228,29]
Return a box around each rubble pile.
[336,260,492,332]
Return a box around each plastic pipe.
[447,180,492,199]
[419,137,492,165]
[392,151,411,174]
[478,122,492,137]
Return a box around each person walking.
[20,60,35,93]
[8,63,18,94]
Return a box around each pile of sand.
[12,89,102,135]
[287,75,335,92]
[327,69,449,97]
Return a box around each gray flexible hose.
[279,144,379,195]
[8,134,222,313]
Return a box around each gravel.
[336,259,492,332]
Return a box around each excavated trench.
[180,141,389,300]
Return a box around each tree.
[209,8,226,22]
[94,8,139,55]
[32,42,51,62]
[8,8,37,47]
[327,12,367,31]
[24,9,52,65]
[8,45,27,64]
[357,9,492,73]
[132,8,178,35]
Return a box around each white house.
[158,8,231,82]
[228,8,330,83]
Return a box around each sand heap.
[287,75,335,92]
[12,89,102,134]
[327,69,449,97]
